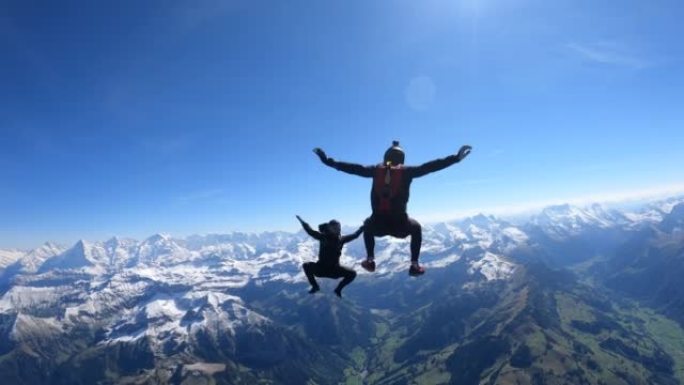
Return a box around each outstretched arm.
[296,215,323,240]
[410,145,472,178]
[313,148,375,178]
[341,226,364,244]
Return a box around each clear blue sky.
[2,0,683,248]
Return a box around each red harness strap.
[373,165,404,213]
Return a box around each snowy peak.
[105,290,267,348]
[104,236,132,249]
[462,213,501,228]
[39,240,105,273]
[10,242,65,274]
[651,195,684,215]
[103,237,138,267]
[468,252,517,281]
[143,233,170,244]
[442,214,527,253]
[35,238,142,274]
[586,203,629,224]
[136,233,191,265]
[622,196,684,224]
[660,202,684,233]
[529,203,615,238]
[0,249,25,270]
[538,204,603,225]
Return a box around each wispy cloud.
[566,41,651,69]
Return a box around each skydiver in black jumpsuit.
[313,141,472,276]
[297,215,363,297]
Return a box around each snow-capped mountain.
[0,249,24,270]
[619,195,684,224]
[528,203,620,239]
[0,196,683,384]
[3,242,64,274]
[2,197,679,309]
[659,201,684,234]
[2,197,680,312]
[0,208,534,383]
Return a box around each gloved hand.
[314,147,328,163]
[456,145,472,162]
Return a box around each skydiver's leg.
[362,216,379,272]
[386,214,422,262]
[407,217,425,276]
[408,217,422,263]
[334,267,357,297]
[363,216,376,260]
[363,230,376,259]
[388,214,425,275]
[302,262,320,293]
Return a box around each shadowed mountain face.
[601,203,684,325]
[1,197,684,384]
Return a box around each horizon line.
[7,183,684,251]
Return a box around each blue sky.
[1,0,683,248]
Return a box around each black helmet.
[327,220,341,236]
[319,220,341,236]
[383,140,405,165]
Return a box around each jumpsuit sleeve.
[408,154,461,178]
[342,227,364,244]
[300,221,323,240]
[323,158,375,178]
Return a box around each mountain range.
[1,195,684,384]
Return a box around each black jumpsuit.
[300,221,363,293]
[321,155,461,262]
